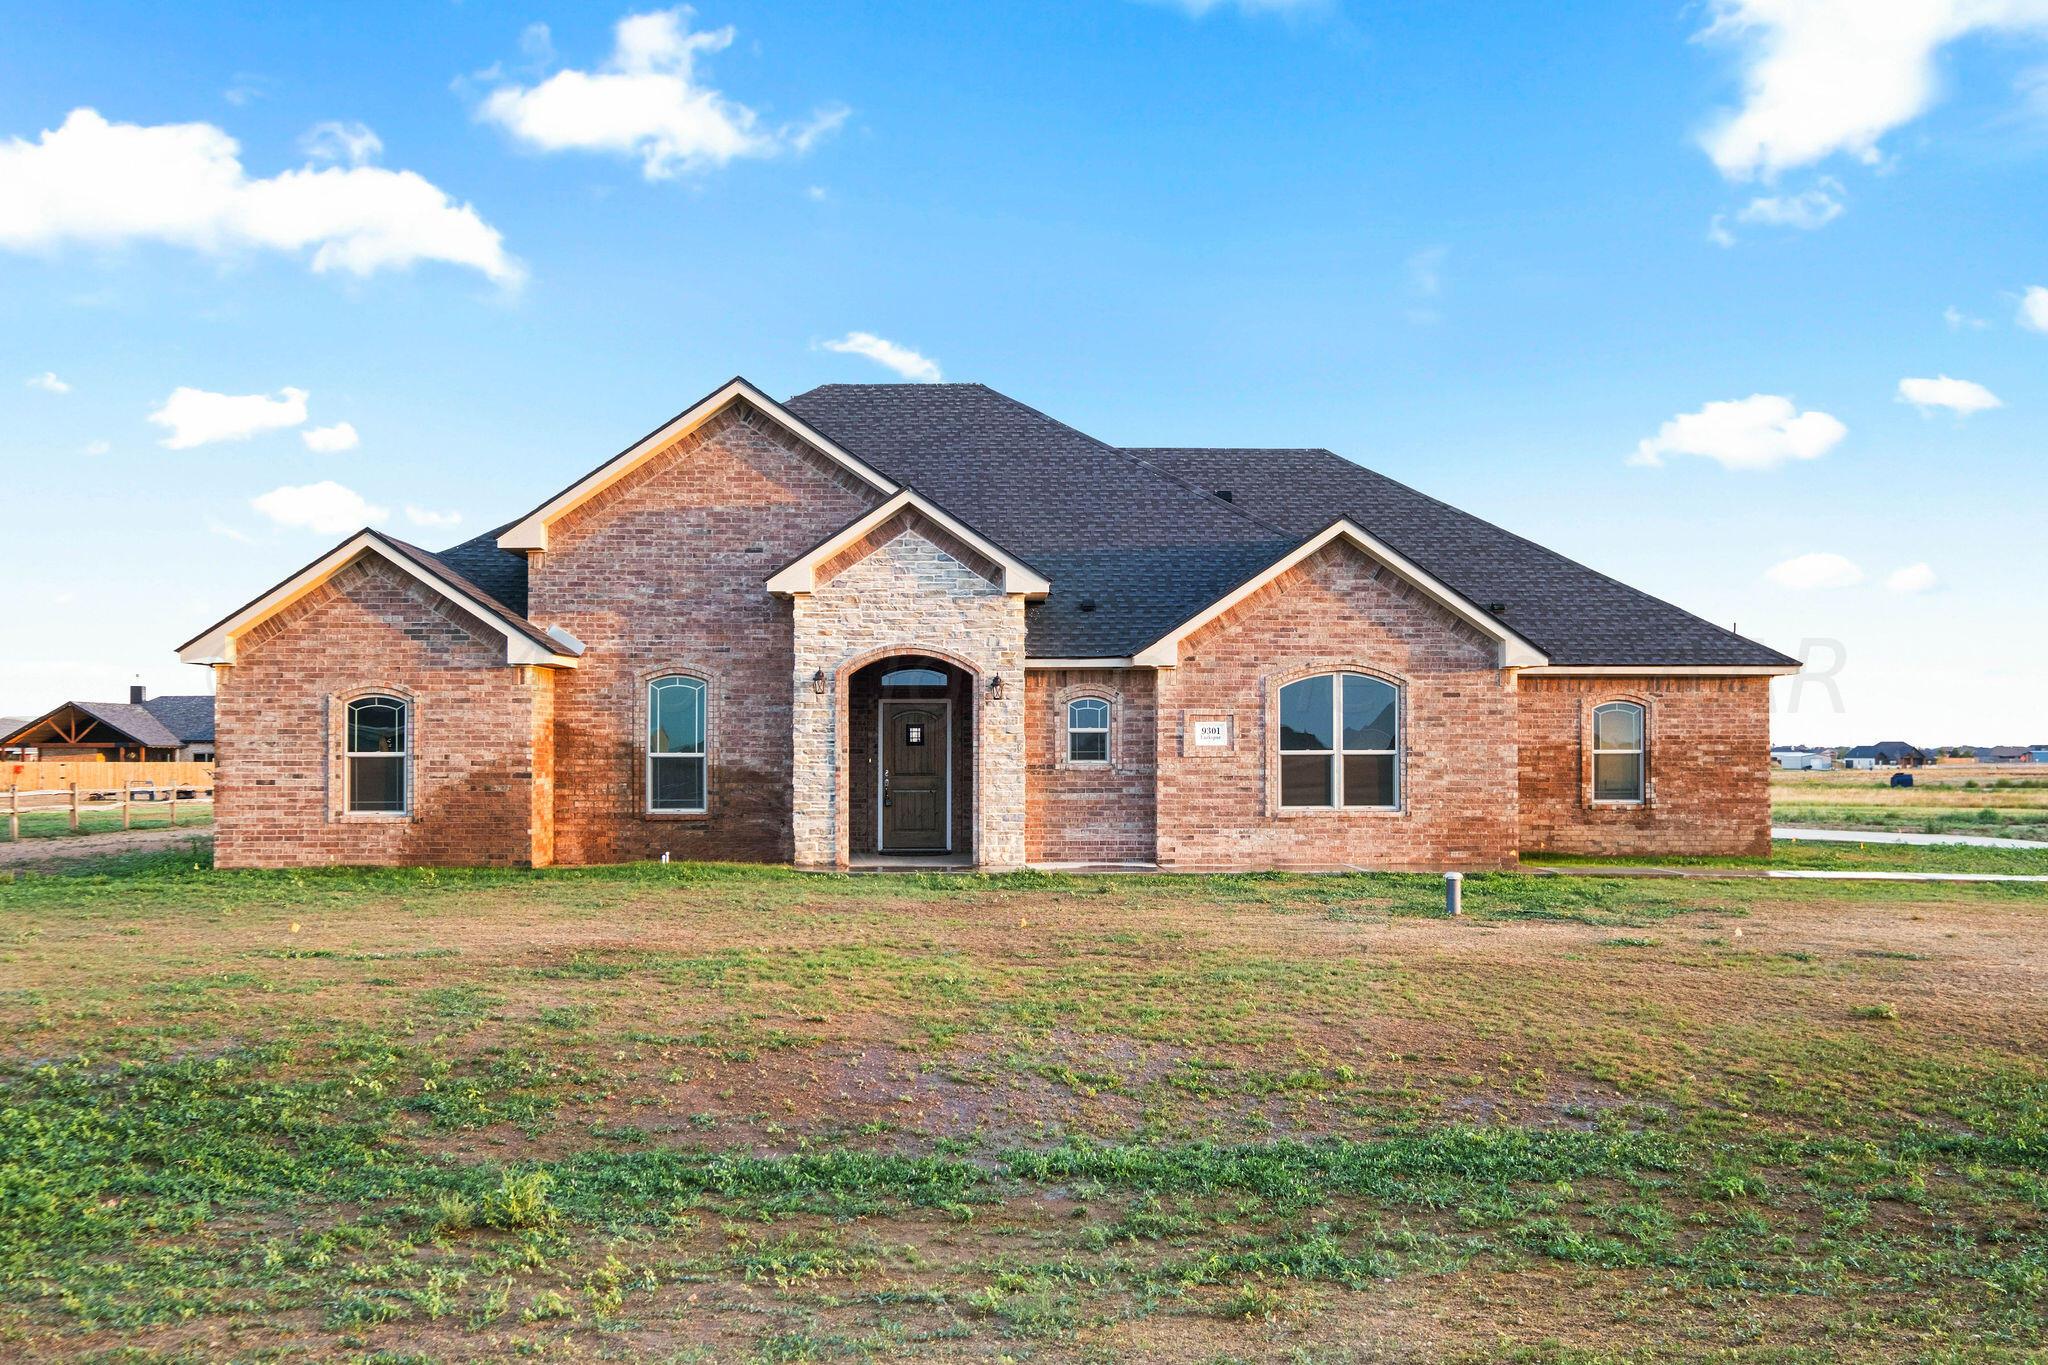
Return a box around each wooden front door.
[880,701,948,852]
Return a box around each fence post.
[69,781,79,832]
[122,782,132,831]
[169,784,179,828]
[6,785,15,842]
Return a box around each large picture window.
[345,695,408,814]
[1066,697,1110,763]
[1592,701,1646,803]
[1278,673,1399,809]
[648,675,707,813]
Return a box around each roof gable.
[0,700,180,750]
[767,492,1050,597]
[177,531,582,668]
[1130,520,1549,669]
[496,378,897,553]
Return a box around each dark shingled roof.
[139,694,215,744]
[1127,447,1796,667]
[430,522,531,618]
[69,701,182,748]
[425,381,1793,668]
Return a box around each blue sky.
[2,0,2044,745]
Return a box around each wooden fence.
[4,762,216,841]
[3,760,214,795]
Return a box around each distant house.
[2032,748,2048,765]
[1771,747,1832,770]
[0,687,215,762]
[1978,745,2032,764]
[1840,741,1927,770]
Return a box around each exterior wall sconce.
[988,674,1004,699]
[811,669,826,695]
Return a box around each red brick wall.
[214,556,550,868]
[1151,543,1520,870]
[531,403,882,865]
[1024,669,1157,864]
[1516,675,1772,857]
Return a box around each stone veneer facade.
[790,514,1029,869]
[202,403,1774,871]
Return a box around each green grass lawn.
[1,851,2044,1361]
[2,801,213,840]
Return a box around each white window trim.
[1590,701,1648,806]
[646,674,709,815]
[1065,697,1111,766]
[344,694,411,818]
[1276,672,1402,812]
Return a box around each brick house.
[177,378,1797,871]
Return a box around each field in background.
[1,852,2043,1361]
[1773,764,2048,842]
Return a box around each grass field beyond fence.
[0,850,2043,1361]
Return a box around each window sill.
[645,809,710,821]
[1274,804,1405,818]
[340,810,412,822]
[1588,799,1651,811]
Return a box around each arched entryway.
[846,654,976,861]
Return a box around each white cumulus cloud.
[149,385,308,450]
[251,480,388,536]
[1630,394,1846,471]
[25,370,69,393]
[298,120,384,167]
[2018,284,2048,331]
[302,420,360,452]
[1736,178,1844,229]
[1897,374,2002,415]
[404,505,463,529]
[81,439,109,456]
[820,331,942,382]
[1766,551,1865,590]
[478,8,846,180]
[1886,561,1940,592]
[1696,0,2048,181]
[0,108,520,285]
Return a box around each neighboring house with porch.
[178,378,1798,871]
[0,687,215,762]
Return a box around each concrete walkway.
[1530,863,2048,885]
[1774,825,2048,850]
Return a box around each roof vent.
[1486,603,1508,615]
[1077,599,1098,613]
[1214,489,1234,502]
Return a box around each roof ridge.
[1112,446,1299,540]
[937,386,1299,539]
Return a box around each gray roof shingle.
[432,381,1794,668]
[139,694,215,744]
[70,701,182,748]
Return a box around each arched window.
[648,675,707,813]
[346,695,409,814]
[1592,702,1646,803]
[880,667,947,687]
[1066,697,1110,763]
[1278,673,1400,809]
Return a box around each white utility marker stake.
[661,851,670,864]
[1444,871,1463,917]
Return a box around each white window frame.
[1066,696,1111,765]
[1277,672,1401,811]
[647,674,708,814]
[1591,701,1647,805]
[344,694,410,816]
